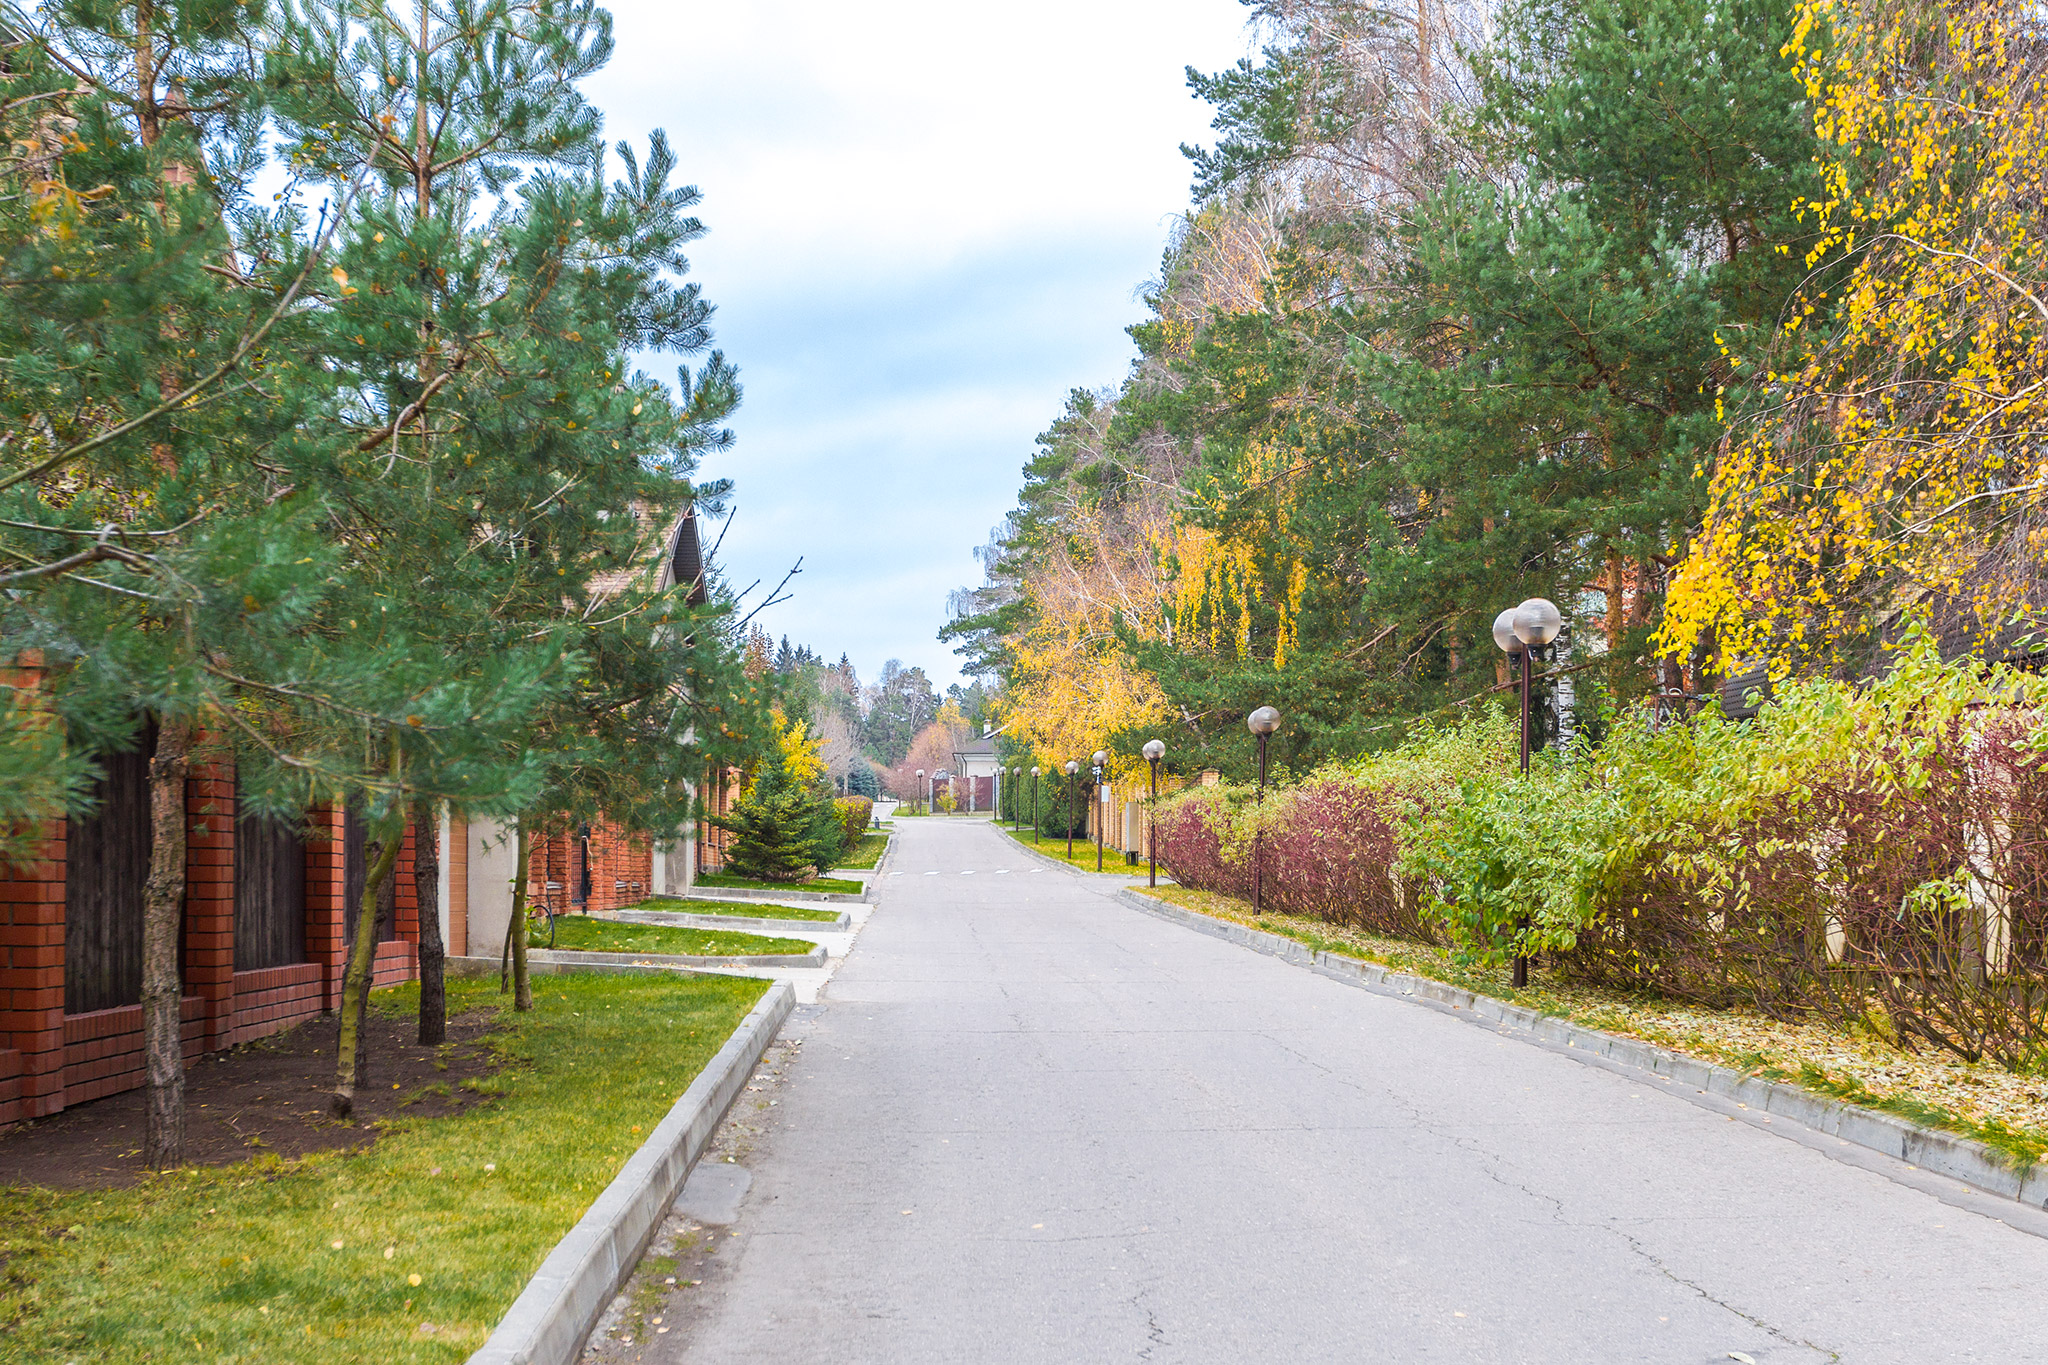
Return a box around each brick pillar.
[184,757,237,1051]
[306,806,347,1011]
[395,819,419,942]
[1,818,67,1119]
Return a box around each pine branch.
[0,179,360,494]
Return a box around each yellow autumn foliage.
[1664,0,2048,669]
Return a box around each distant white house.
[950,732,1002,812]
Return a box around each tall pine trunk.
[141,717,192,1168]
[333,803,403,1119]
[510,818,533,1011]
[413,799,445,1044]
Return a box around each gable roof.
[584,505,711,604]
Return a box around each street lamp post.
[1063,760,1080,859]
[1246,706,1280,914]
[915,769,925,817]
[1142,739,1165,888]
[1030,767,1041,842]
[1492,596,1563,988]
[1091,750,1108,872]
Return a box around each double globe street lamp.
[1142,738,1166,887]
[1091,750,1109,871]
[1247,705,1281,914]
[1491,596,1563,987]
[1063,759,1080,859]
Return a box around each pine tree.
[267,0,747,1059]
[0,3,357,1165]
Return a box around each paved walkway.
[648,817,2048,1363]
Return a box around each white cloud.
[589,0,1252,687]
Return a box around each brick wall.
[0,755,432,1126]
[228,962,325,1046]
[0,818,66,1123]
[527,820,653,916]
[61,996,204,1107]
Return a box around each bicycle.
[528,881,562,948]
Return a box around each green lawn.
[626,896,841,923]
[998,824,1148,875]
[835,833,889,870]
[0,973,767,1364]
[694,872,863,895]
[544,915,813,957]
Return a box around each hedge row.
[1153,635,2048,1069]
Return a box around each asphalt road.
[652,816,2048,1364]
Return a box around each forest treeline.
[741,627,992,799]
[947,0,2048,780]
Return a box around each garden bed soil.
[0,1006,502,1191]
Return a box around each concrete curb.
[447,956,706,981]
[1000,828,1156,883]
[617,908,852,935]
[529,945,826,970]
[465,979,795,1365]
[684,884,867,906]
[1115,888,2048,1211]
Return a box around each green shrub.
[833,796,872,855]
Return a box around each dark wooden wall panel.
[341,804,397,946]
[234,792,307,970]
[65,725,157,1014]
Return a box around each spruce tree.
[715,747,840,883]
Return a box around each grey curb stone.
[465,979,795,1365]
[446,956,708,981]
[999,829,1140,879]
[529,944,827,970]
[617,908,853,935]
[1115,888,2047,1211]
[684,884,868,906]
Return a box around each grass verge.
[998,824,1146,875]
[625,896,840,924]
[835,833,889,870]
[542,916,813,958]
[694,872,862,895]
[1136,884,2048,1169]
[0,972,767,1363]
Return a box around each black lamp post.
[1492,596,1563,988]
[1030,766,1041,842]
[1063,760,1080,859]
[915,769,924,817]
[1247,706,1280,913]
[1142,739,1165,888]
[1090,750,1108,872]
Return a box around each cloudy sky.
[585,0,1254,690]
